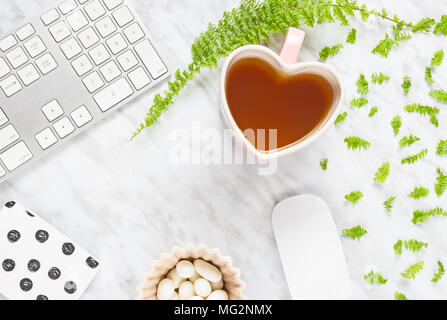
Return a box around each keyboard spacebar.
[93,78,134,112]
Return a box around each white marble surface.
[0,0,446,300]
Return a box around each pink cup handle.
[279,28,306,65]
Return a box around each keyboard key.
[6,47,28,69]
[36,53,58,75]
[35,128,57,150]
[93,78,133,112]
[134,40,167,79]
[0,75,22,97]
[24,36,47,58]
[53,117,75,138]
[0,108,8,126]
[78,27,100,49]
[100,61,121,82]
[59,0,77,15]
[0,141,32,171]
[84,0,106,21]
[42,100,64,121]
[71,55,93,76]
[0,35,17,52]
[103,0,123,10]
[112,6,134,27]
[88,43,110,65]
[41,9,60,26]
[17,64,40,86]
[0,58,11,78]
[95,16,117,38]
[67,10,88,32]
[82,71,104,93]
[117,50,138,71]
[106,33,127,54]
[16,24,35,41]
[49,21,71,43]
[0,124,20,150]
[123,22,144,44]
[128,66,151,90]
[60,38,82,59]
[70,105,92,127]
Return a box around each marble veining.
[0,0,446,300]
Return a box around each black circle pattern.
[2,259,15,272]
[35,230,49,243]
[48,267,61,280]
[20,278,33,292]
[36,295,48,300]
[7,230,20,243]
[62,243,75,256]
[28,259,41,272]
[64,281,77,294]
[5,201,16,208]
[86,257,99,269]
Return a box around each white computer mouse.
[272,195,351,300]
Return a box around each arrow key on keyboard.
[53,117,75,138]
[35,128,57,150]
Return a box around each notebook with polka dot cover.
[0,201,100,300]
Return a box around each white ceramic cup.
[219,28,344,160]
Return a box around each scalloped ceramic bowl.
[136,244,247,300]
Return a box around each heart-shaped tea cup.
[219,28,344,160]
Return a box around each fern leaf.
[412,207,447,224]
[369,106,378,118]
[399,135,420,148]
[342,225,367,240]
[350,97,368,108]
[401,149,428,165]
[401,76,412,95]
[346,28,357,44]
[409,186,430,199]
[319,43,344,61]
[429,89,447,103]
[334,112,347,125]
[434,15,447,36]
[437,140,447,156]
[394,240,403,255]
[425,66,435,85]
[431,49,445,66]
[401,261,424,279]
[412,18,436,32]
[404,239,428,253]
[432,261,445,283]
[345,136,370,150]
[364,271,387,285]
[394,291,409,300]
[345,191,364,204]
[320,158,328,171]
[404,103,439,117]
[391,116,402,135]
[356,74,369,95]
[384,196,396,213]
[435,168,447,197]
[374,162,390,183]
[371,72,390,85]
[372,33,395,57]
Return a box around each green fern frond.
[401,261,424,279]
[435,168,447,197]
[404,239,428,253]
[404,103,439,116]
[412,18,436,32]
[364,271,387,285]
[434,15,447,36]
[345,136,370,150]
[437,140,447,156]
[399,135,420,148]
[320,158,328,171]
[342,225,367,240]
[401,76,412,95]
[345,191,364,204]
[346,28,357,44]
[371,72,390,85]
[368,106,378,118]
[384,196,396,213]
[350,97,368,108]
[391,116,402,135]
[401,149,428,165]
[409,186,430,199]
[431,49,445,66]
[372,33,395,57]
[429,89,447,103]
[425,66,435,85]
[356,74,369,95]
[319,43,344,61]
[374,162,390,183]
[412,207,447,224]
[334,112,347,125]
[432,261,445,283]
[394,240,403,255]
[394,291,409,300]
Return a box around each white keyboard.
[0,0,170,183]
